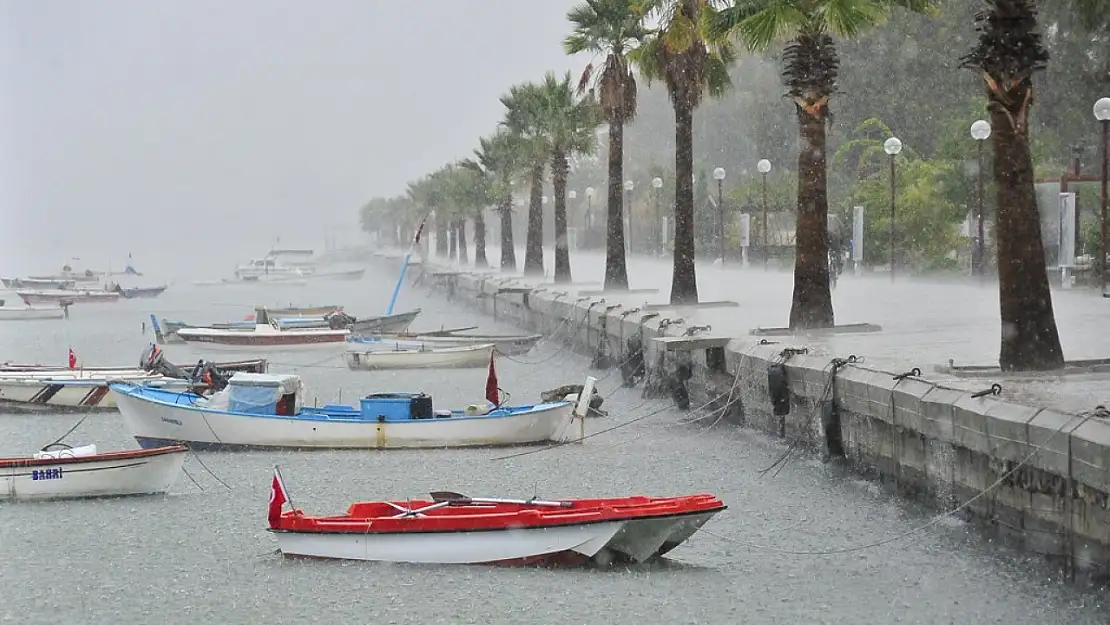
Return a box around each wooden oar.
[430,491,573,508]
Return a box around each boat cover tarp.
[224,373,303,415]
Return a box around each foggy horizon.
[1,0,583,277]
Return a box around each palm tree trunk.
[524,162,545,276]
[788,104,835,330]
[670,101,698,305]
[457,219,469,265]
[605,118,630,290]
[990,88,1064,370]
[499,194,516,271]
[552,151,572,283]
[435,218,448,257]
[474,211,488,267]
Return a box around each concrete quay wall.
[398,256,1110,577]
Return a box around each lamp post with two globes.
[713,167,726,263]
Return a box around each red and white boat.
[0,443,186,501]
[175,308,348,348]
[16,289,119,305]
[175,322,349,348]
[267,471,726,566]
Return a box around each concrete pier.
[393,251,1110,578]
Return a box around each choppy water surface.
[0,264,1105,624]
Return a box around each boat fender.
[667,362,693,410]
[620,336,646,387]
[820,399,845,457]
[767,363,790,416]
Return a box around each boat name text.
[32,468,63,481]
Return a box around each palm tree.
[465,131,523,270]
[961,0,1063,371]
[565,0,648,290]
[535,72,601,283]
[634,0,734,304]
[501,82,551,276]
[713,0,936,328]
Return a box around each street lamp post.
[884,137,903,281]
[970,120,991,280]
[1095,97,1110,294]
[624,180,634,255]
[652,177,663,255]
[757,159,771,270]
[585,187,595,235]
[713,167,726,264]
[568,190,578,250]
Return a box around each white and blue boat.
[109,372,582,450]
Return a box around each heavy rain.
[2,1,1109,624]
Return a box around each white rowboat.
[0,444,186,501]
[344,343,494,370]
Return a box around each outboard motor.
[620,336,646,387]
[140,344,189,379]
[193,361,231,393]
[326,311,357,329]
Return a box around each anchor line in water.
[699,410,1095,557]
[180,465,204,491]
[188,450,232,491]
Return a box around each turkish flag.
[485,350,499,406]
[68,348,77,369]
[268,470,289,529]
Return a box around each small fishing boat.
[0,444,186,501]
[110,371,583,450]
[345,342,495,370]
[0,277,76,290]
[16,289,119,305]
[331,309,422,336]
[371,332,542,356]
[0,353,268,413]
[307,267,365,281]
[266,474,726,566]
[0,357,267,375]
[173,310,349,348]
[113,284,168,299]
[0,301,69,321]
[267,305,343,317]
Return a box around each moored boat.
[173,310,349,348]
[0,354,268,413]
[16,289,119,305]
[367,332,542,356]
[345,342,495,370]
[0,302,69,321]
[110,371,582,450]
[266,475,727,566]
[330,309,421,336]
[268,305,343,317]
[114,285,168,299]
[0,444,186,501]
[0,277,76,290]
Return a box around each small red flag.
[485,350,499,406]
[269,469,289,529]
[68,348,77,369]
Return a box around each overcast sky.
[1,0,584,276]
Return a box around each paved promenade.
[418,244,1110,416]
